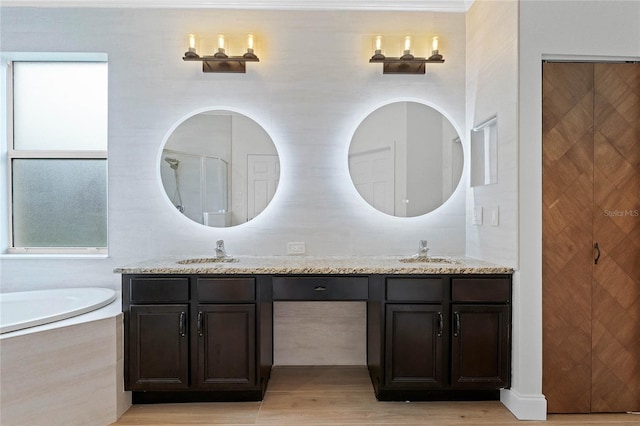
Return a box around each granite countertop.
[114,255,514,275]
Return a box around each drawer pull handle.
[454,312,461,337]
[197,311,203,337]
[594,242,601,265]
[314,286,327,291]
[437,312,443,337]
[179,312,186,337]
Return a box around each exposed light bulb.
[371,35,385,60]
[247,33,255,51]
[404,35,412,53]
[432,36,439,54]
[213,33,228,58]
[184,33,199,57]
[375,35,382,51]
[400,35,414,60]
[244,33,258,59]
[428,35,443,61]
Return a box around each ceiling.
[0,0,473,12]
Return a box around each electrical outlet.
[287,242,306,255]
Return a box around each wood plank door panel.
[543,62,640,414]
[591,63,640,413]
[542,62,594,414]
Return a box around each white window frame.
[1,53,108,255]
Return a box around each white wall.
[465,0,526,417]
[515,0,640,421]
[0,8,466,292]
[465,0,519,268]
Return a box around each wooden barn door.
[542,62,640,414]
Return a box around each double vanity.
[116,255,513,404]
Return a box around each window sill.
[0,253,109,260]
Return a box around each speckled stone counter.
[114,255,513,275]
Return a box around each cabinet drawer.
[386,278,443,301]
[272,276,368,300]
[451,277,510,302]
[129,277,189,302]
[197,278,256,302]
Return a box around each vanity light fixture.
[369,35,444,74]
[183,33,259,73]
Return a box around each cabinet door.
[451,304,510,389]
[385,304,445,388]
[128,304,189,390]
[196,304,256,389]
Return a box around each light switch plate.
[489,206,499,226]
[287,242,306,255]
[473,206,483,225]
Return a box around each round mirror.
[160,110,279,227]
[348,101,463,217]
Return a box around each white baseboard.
[500,388,547,421]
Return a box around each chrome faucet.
[215,240,228,258]
[415,240,429,258]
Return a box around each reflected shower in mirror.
[348,102,463,217]
[160,110,279,227]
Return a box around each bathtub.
[0,288,129,426]
[0,287,117,334]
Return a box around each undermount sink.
[176,257,239,264]
[398,256,460,264]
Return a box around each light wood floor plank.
[112,367,640,425]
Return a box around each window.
[6,58,108,254]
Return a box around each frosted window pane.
[13,62,107,150]
[12,159,107,247]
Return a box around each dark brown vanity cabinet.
[368,275,511,400]
[125,277,190,391]
[385,304,445,388]
[128,303,190,390]
[196,304,256,387]
[123,272,510,403]
[450,277,511,390]
[384,278,446,389]
[196,278,257,389]
[123,275,272,403]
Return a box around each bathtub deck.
[0,307,127,426]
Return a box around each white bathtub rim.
[0,287,117,334]
[0,289,121,339]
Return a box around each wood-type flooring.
[113,366,640,425]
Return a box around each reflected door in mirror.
[349,102,463,217]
